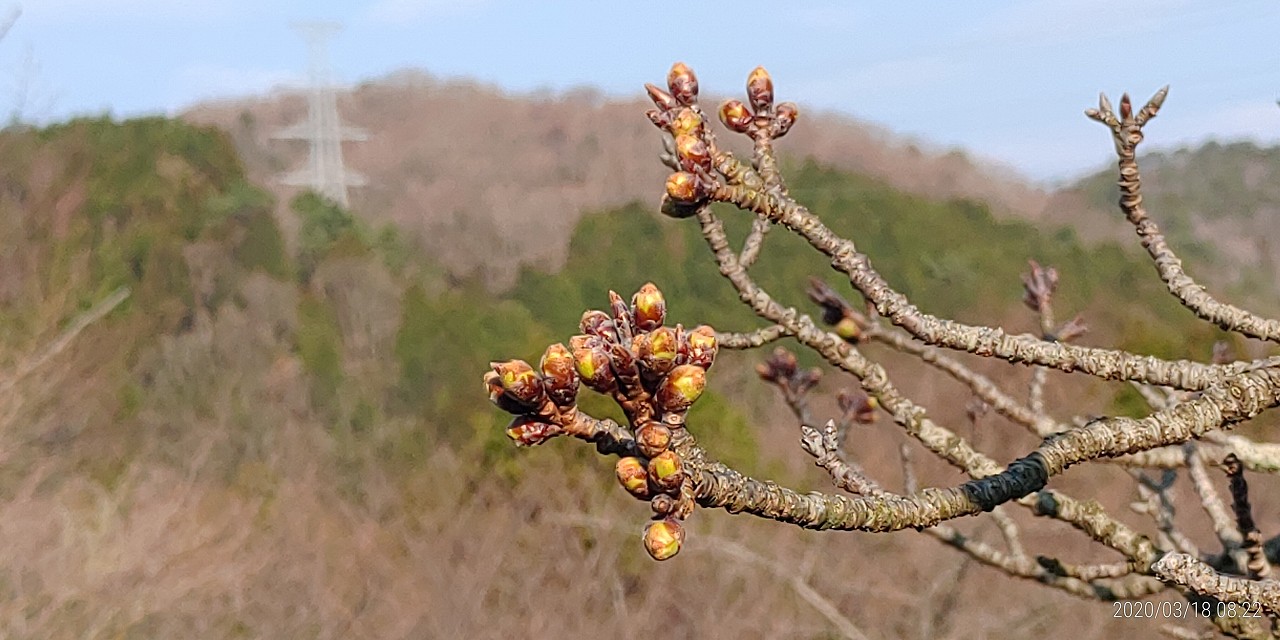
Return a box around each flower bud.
[656,365,706,412]
[647,450,685,493]
[835,317,862,341]
[608,290,634,342]
[580,309,617,341]
[491,360,545,407]
[669,108,702,138]
[685,325,718,370]
[645,82,679,111]
[719,99,753,133]
[774,102,798,137]
[506,415,560,447]
[635,421,673,458]
[609,341,642,393]
[675,134,712,172]
[665,171,701,203]
[746,66,774,112]
[666,62,698,106]
[650,494,677,516]
[539,343,579,408]
[638,326,680,379]
[485,371,534,414]
[631,282,667,332]
[756,347,798,383]
[643,518,685,561]
[573,343,616,393]
[616,457,651,499]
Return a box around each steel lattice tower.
[274,22,367,208]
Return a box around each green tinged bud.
[484,370,532,414]
[637,326,679,379]
[643,518,685,561]
[631,282,667,331]
[539,343,578,407]
[669,108,702,138]
[616,457,651,499]
[835,317,861,341]
[647,450,684,493]
[656,364,707,412]
[490,360,545,408]
[573,343,616,393]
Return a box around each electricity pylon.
[273,21,366,208]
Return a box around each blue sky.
[10,0,1280,184]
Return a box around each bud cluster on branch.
[482,61,1280,638]
[486,282,718,560]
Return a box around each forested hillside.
[0,113,1259,636]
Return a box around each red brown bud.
[539,343,578,407]
[674,134,712,172]
[645,82,679,112]
[631,282,667,332]
[666,62,699,106]
[579,310,618,341]
[616,457,651,499]
[490,360,545,407]
[685,325,718,370]
[656,365,706,412]
[643,518,685,561]
[719,99,753,133]
[746,66,774,112]
[665,171,701,203]
[608,290,635,343]
[635,421,673,458]
[774,101,798,137]
[505,415,560,447]
[647,450,685,493]
[650,494,677,516]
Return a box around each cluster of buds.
[806,277,870,342]
[646,63,717,216]
[1021,259,1059,314]
[485,282,719,561]
[486,343,580,447]
[756,347,821,398]
[646,63,803,216]
[838,389,880,426]
[718,66,798,140]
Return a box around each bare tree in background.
[483,62,1280,638]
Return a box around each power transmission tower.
[273,21,367,208]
